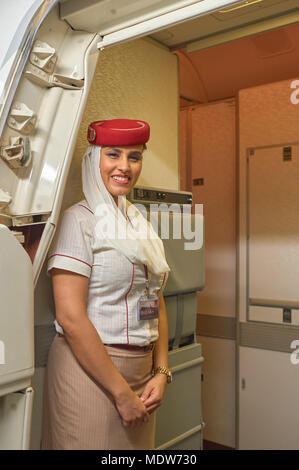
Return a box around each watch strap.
[152,366,172,383]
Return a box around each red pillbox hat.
[87,119,150,146]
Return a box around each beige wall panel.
[190,100,236,318]
[238,78,299,323]
[61,38,179,212]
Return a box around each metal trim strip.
[239,321,299,354]
[155,423,204,450]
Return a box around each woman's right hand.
[115,389,150,428]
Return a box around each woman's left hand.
[139,373,168,414]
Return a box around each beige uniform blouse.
[47,200,168,345]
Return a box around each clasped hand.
[116,374,167,428]
[140,373,168,414]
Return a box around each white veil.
[82,145,170,277]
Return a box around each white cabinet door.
[0,225,34,449]
[239,346,299,450]
[0,225,34,397]
[248,143,299,325]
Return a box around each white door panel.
[248,144,299,325]
[0,0,44,96]
[0,225,34,397]
[239,346,299,450]
[0,0,59,137]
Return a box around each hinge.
[11,213,50,227]
[25,65,84,90]
[51,74,84,89]
[0,188,12,211]
[0,136,31,169]
[25,41,83,90]
[30,41,57,74]
[11,230,25,244]
[0,213,12,227]
[7,103,36,135]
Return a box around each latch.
[283,308,292,323]
[25,40,84,90]
[11,230,25,244]
[7,103,36,135]
[25,65,84,90]
[51,74,84,89]
[11,213,50,227]
[0,188,12,211]
[0,136,31,169]
[30,41,57,74]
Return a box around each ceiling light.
[219,0,263,14]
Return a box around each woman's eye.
[106,153,141,161]
[129,156,141,161]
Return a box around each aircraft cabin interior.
[0,0,299,451]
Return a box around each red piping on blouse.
[158,272,167,296]
[78,204,94,215]
[48,253,92,268]
[125,263,134,344]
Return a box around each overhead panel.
[186,0,299,52]
[60,0,246,48]
[148,0,299,48]
[61,0,206,34]
[187,8,299,52]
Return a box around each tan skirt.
[41,334,156,450]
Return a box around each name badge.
[137,295,160,321]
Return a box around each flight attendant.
[41,119,172,450]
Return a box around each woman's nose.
[117,155,130,172]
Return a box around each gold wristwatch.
[152,366,172,383]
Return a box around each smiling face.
[99,145,143,204]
